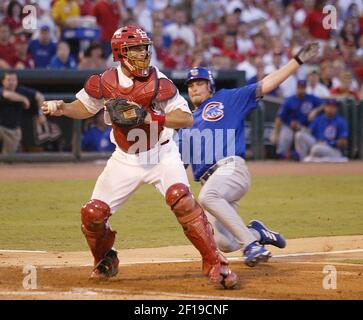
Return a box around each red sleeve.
[330,87,339,94]
[92,3,100,22]
[303,11,311,28]
[84,74,103,99]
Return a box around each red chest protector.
[84,67,177,153]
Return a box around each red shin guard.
[165,183,221,275]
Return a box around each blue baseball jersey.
[81,127,115,152]
[28,40,57,68]
[278,94,322,127]
[49,55,77,69]
[178,83,259,181]
[309,113,348,148]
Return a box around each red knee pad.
[81,199,111,228]
[165,183,190,207]
[165,183,201,223]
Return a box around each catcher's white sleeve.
[75,88,105,114]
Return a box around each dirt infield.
[1,236,362,300]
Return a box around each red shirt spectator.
[3,16,22,33]
[330,71,360,102]
[0,25,17,67]
[162,38,190,70]
[79,0,94,16]
[3,0,23,34]
[92,0,120,42]
[13,34,35,69]
[303,8,331,40]
[330,87,360,102]
[220,35,245,64]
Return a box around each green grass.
[334,260,363,265]
[0,175,362,251]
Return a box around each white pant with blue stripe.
[198,156,257,252]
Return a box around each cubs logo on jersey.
[324,125,337,140]
[202,102,224,122]
[301,101,313,115]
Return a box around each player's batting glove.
[105,98,147,128]
[294,42,320,65]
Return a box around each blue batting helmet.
[186,67,215,93]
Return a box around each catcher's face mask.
[111,25,153,78]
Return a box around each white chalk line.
[0,288,255,300]
[1,248,363,268]
[77,287,254,300]
[0,249,47,253]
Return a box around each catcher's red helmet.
[111,25,152,77]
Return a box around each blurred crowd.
[0,0,363,100]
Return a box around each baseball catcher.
[42,25,238,289]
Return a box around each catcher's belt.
[199,156,236,185]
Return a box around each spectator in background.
[339,17,360,47]
[81,110,115,152]
[239,0,268,26]
[306,65,331,98]
[331,71,360,102]
[31,3,58,42]
[295,99,348,162]
[28,25,57,68]
[13,33,35,69]
[192,15,207,47]
[49,41,77,69]
[210,53,232,70]
[224,13,239,35]
[78,41,106,69]
[52,0,81,27]
[133,0,153,32]
[159,5,175,27]
[250,32,267,57]
[212,23,227,49]
[265,5,292,45]
[152,33,168,69]
[0,72,33,154]
[271,80,323,160]
[164,7,195,48]
[191,0,223,21]
[220,34,244,67]
[79,0,95,16]
[162,37,190,70]
[236,22,253,54]
[93,0,127,57]
[0,24,17,68]
[320,61,334,89]
[294,0,314,27]
[303,0,331,41]
[3,0,23,34]
[236,48,258,81]
[152,18,172,47]
[52,0,99,61]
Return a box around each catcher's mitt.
[105,98,147,128]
